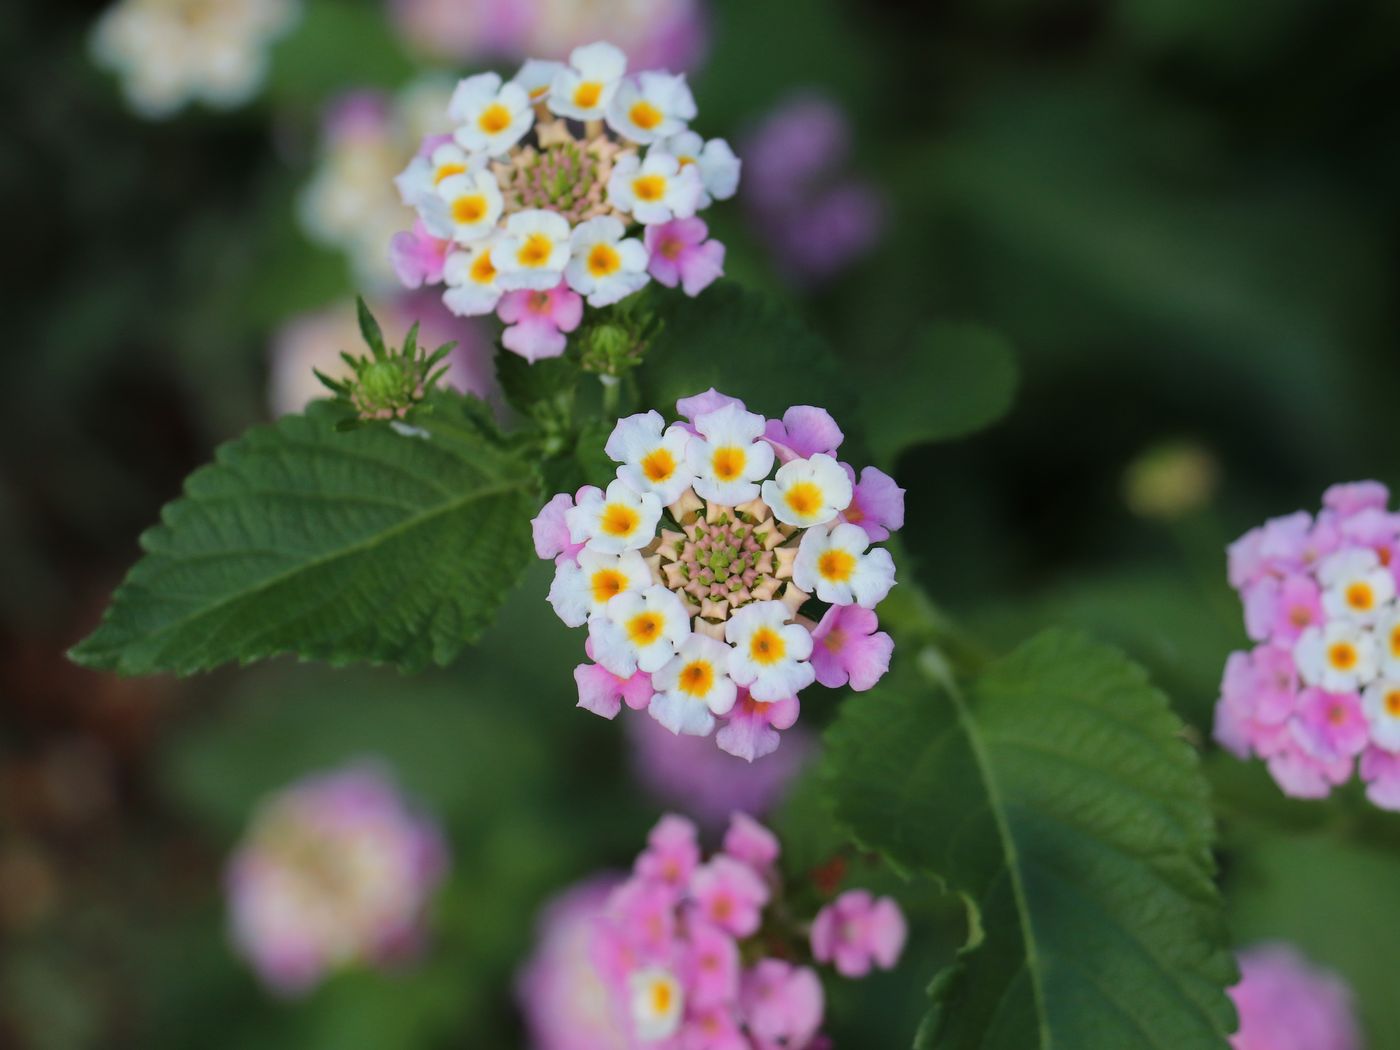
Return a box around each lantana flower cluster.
[1229,944,1361,1050]
[532,389,904,761]
[1215,481,1400,807]
[225,764,448,996]
[391,40,737,362]
[557,813,905,1047]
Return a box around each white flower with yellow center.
[605,411,694,505]
[1319,548,1396,625]
[548,41,627,122]
[491,209,573,291]
[441,239,502,317]
[725,601,815,701]
[649,635,738,736]
[607,72,696,144]
[1379,609,1400,678]
[606,152,703,225]
[512,58,563,107]
[1363,679,1400,751]
[566,480,662,555]
[449,72,534,157]
[762,454,852,529]
[394,141,479,210]
[565,216,650,307]
[591,585,692,677]
[793,522,896,609]
[1295,620,1379,693]
[628,966,684,1041]
[547,549,651,628]
[685,404,775,506]
[429,170,503,244]
[658,131,741,208]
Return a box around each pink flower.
[515,876,630,1050]
[809,604,894,692]
[575,661,654,720]
[1212,646,1299,761]
[722,813,780,873]
[682,920,740,1007]
[741,960,825,1050]
[607,879,677,963]
[645,217,726,297]
[689,855,769,937]
[1323,480,1389,518]
[838,465,905,542]
[1243,574,1323,644]
[1228,512,1314,590]
[1291,689,1368,764]
[225,764,448,996]
[497,283,583,362]
[635,814,701,894]
[624,715,814,830]
[715,692,800,763]
[1229,943,1360,1050]
[810,890,907,978]
[681,1005,746,1050]
[1265,745,1352,799]
[762,406,844,463]
[390,220,451,289]
[676,388,745,425]
[1360,746,1400,810]
[532,489,595,564]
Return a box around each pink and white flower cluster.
[225,763,448,996]
[391,40,736,362]
[522,813,905,1048]
[1215,481,1400,807]
[1229,943,1361,1050]
[532,389,904,761]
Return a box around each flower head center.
[630,100,663,130]
[434,162,466,185]
[818,549,856,583]
[478,103,512,134]
[633,174,666,202]
[679,660,714,696]
[452,194,488,223]
[659,234,684,260]
[574,81,603,108]
[601,503,639,537]
[592,569,627,604]
[1346,582,1375,611]
[712,447,745,482]
[784,481,823,517]
[750,627,786,665]
[588,242,622,277]
[1328,642,1358,671]
[1386,691,1400,717]
[1328,702,1349,726]
[641,448,676,483]
[628,612,664,644]
[1289,604,1314,628]
[518,232,554,267]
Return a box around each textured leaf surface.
[826,630,1236,1049]
[71,396,539,675]
[861,323,1017,465]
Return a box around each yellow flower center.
[784,481,824,518]
[591,569,627,605]
[679,660,714,697]
[452,195,488,224]
[517,232,554,267]
[641,448,676,483]
[1392,625,1400,658]
[1346,581,1375,611]
[600,504,639,537]
[573,81,603,108]
[478,102,512,134]
[711,447,745,482]
[470,251,496,284]
[587,242,622,277]
[434,162,466,185]
[1328,642,1359,671]
[632,174,667,202]
[650,978,674,1015]
[628,612,664,645]
[1386,691,1400,717]
[749,627,786,666]
[629,100,664,130]
[818,549,856,583]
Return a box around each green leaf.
[495,345,581,422]
[641,282,851,419]
[825,630,1236,1049]
[70,394,540,675]
[860,322,1018,466]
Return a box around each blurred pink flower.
[809,604,894,692]
[498,283,583,362]
[810,889,907,978]
[645,217,725,297]
[1230,944,1361,1050]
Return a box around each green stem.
[600,373,621,417]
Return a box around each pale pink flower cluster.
[391,41,736,361]
[225,764,448,996]
[1215,481,1400,806]
[532,389,904,761]
[518,813,905,1048]
[1229,944,1362,1050]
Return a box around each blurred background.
[6,0,1400,1046]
